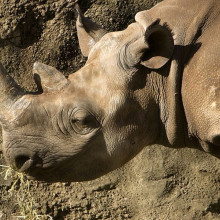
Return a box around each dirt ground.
[0,0,220,219]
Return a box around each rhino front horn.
[0,62,26,123]
[33,62,69,93]
[0,62,24,99]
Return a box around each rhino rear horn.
[33,62,69,93]
[75,4,108,57]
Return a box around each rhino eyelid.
[71,119,79,123]
[70,108,99,122]
[69,108,100,134]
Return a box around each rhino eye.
[71,109,99,135]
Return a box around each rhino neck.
[133,50,188,148]
[131,66,171,148]
[149,68,172,147]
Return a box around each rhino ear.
[33,62,69,93]
[141,20,174,69]
[75,4,108,57]
[127,20,174,69]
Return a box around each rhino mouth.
[14,158,63,182]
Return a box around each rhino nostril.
[210,135,220,146]
[15,155,32,171]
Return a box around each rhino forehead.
[88,23,144,60]
[106,92,126,116]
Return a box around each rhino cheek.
[34,141,112,182]
[30,133,113,182]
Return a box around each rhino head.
[1,4,219,182]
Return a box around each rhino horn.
[33,62,69,93]
[0,62,24,99]
[126,20,174,69]
[75,4,108,57]
[0,62,25,123]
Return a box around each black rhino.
[1,0,220,182]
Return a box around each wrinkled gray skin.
[1,0,220,182]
